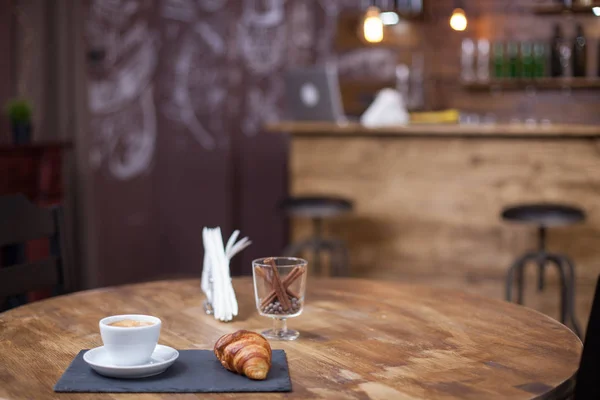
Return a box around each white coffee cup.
[99,314,161,366]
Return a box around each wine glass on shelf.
[253,257,307,341]
[524,85,538,127]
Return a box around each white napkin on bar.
[361,88,410,127]
[201,228,251,322]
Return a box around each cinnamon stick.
[260,265,304,308]
[255,266,269,281]
[263,266,301,305]
[265,258,292,311]
[257,266,300,300]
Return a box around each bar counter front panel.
[269,123,600,288]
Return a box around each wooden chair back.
[0,194,72,300]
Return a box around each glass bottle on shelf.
[533,42,547,78]
[492,41,505,78]
[395,64,410,106]
[550,24,564,77]
[408,52,425,111]
[477,39,490,81]
[461,38,476,82]
[573,24,587,77]
[507,42,520,78]
[560,41,572,77]
[521,42,534,79]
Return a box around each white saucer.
[83,345,179,379]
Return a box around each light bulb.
[593,7,600,16]
[450,8,468,31]
[363,6,383,43]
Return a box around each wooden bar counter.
[267,122,600,292]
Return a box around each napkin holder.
[201,228,251,322]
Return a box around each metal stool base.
[283,237,349,277]
[506,250,582,337]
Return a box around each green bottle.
[521,42,534,79]
[507,42,520,78]
[533,43,546,77]
[493,42,505,78]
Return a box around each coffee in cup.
[99,315,161,366]
[108,319,155,328]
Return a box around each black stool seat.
[502,203,585,227]
[280,196,353,218]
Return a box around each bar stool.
[281,196,353,276]
[502,203,585,337]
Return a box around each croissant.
[214,330,272,380]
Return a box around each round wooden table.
[0,278,581,400]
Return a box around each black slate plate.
[54,349,291,393]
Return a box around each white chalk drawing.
[87,0,382,161]
[194,21,226,55]
[317,0,342,61]
[161,1,231,150]
[242,80,283,137]
[287,0,315,65]
[236,0,290,137]
[337,48,398,80]
[87,0,159,180]
[161,0,196,22]
[90,0,141,27]
[88,23,157,114]
[89,86,157,179]
[238,0,286,76]
[161,0,227,22]
[290,1,313,48]
[198,0,227,12]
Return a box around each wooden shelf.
[462,77,600,91]
[532,4,599,15]
[0,141,73,153]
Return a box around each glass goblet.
[252,257,307,341]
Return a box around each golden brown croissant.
[214,330,272,380]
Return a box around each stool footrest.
[505,251,581,337]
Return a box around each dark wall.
[0,0,13,142]
[84,0,337,286]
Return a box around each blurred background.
[2,0,600,330]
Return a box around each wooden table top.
[0,278,581,400]
[265,121,600,139]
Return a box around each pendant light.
[363,1,383,43]
[450,1,468,32]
